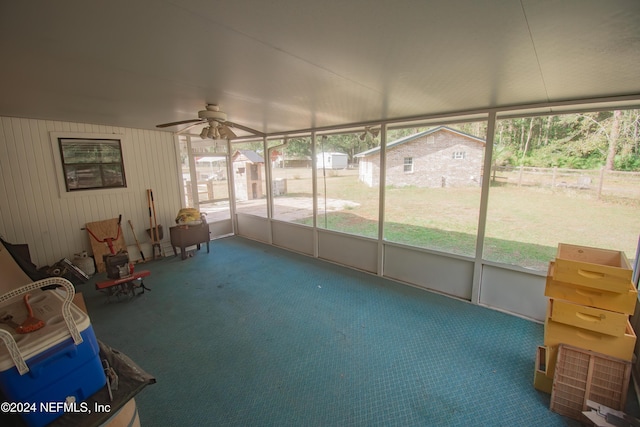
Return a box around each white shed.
[316,152,348,170]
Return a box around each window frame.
[50,132,131,198]
[403,157,414,173]
[58,137,127,192]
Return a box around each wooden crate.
[554,243,633,294]
[550,344,631,422]
[533,346,553,394]
[545,263,637,315]
[548,298,628,337]
[544,317,636,378]
[544,298,636,378]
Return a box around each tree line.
[492,110,640,171]
[421,110,639,171]
[242,109,640,172]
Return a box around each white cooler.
[0,277,106,427]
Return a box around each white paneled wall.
[0,116,181,267]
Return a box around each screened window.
[404,157,414,172]
[453,151,466,159]
[483,109,640,271]
[179,136,231,222]
[233,141,268,217]
[58,138,126,191]
[314,130,380,238]
[271,137,314,223]
[383,122,487,256]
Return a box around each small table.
[95,270,151,300]
[169,223,210,260]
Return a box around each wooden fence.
[491,166,640,200]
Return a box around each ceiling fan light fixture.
[156,104,264,137]
[207,125,216,139]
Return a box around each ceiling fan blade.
[177,121,208,134]
[224,121,266,137]
[156,118,203,128]
[219,125,237,139]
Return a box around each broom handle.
[147,189,155,242]
[128,220,146,261]
[150,189,159,240]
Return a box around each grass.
[277,168,639,271]
[300,212,557,268]
[196,167,639,269]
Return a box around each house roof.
[354,126,486,158]
[276,155,311,161]
[233,150,265,163]
[318,152,348,157]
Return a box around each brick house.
[355,126,485,188]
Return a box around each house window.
[403,157,413,173]
[58,138,126,191]
[453,151,466,159]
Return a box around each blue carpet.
[83,236,579,426]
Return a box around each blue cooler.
[0,278,106,427]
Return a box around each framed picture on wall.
[58,137,126,191]
[50,132,129,198]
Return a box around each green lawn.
[283,169,639,271]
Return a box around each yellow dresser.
[553,243,633,293]
[545,263,637,315]
[548,298,628,337]
[544,311,636,378]
[534,244,637,393]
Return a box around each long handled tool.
[128,220,146,262]
[147,189,162,259]
[150,189,160,242]
[146,189,153,238]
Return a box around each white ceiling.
[0,0,639,136]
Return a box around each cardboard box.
[73,292,88,315]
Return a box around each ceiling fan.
[156,104,265,139]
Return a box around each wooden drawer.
[545,263,637,315]
[548,299,628,337]
[554,243,633,294]
[543,317,636,378]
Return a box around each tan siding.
[360,129,484,188]
[0,116,180,267]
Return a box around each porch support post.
[471,112,496,303]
